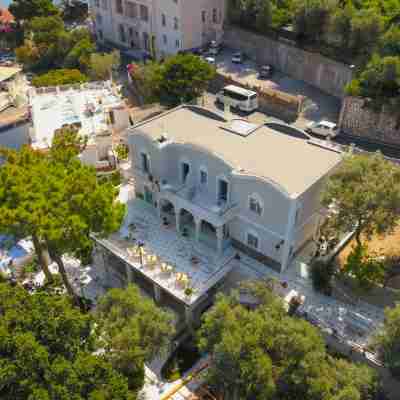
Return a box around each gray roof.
[132,106,342,196]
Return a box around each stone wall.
[339,97,400,146]
[223,26,353,98]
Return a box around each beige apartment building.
[89,0,225,59]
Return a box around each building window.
[163,34,167,44]
[162,13,166,26]
[126,2,137,18]
[128,27,133,37]
[115,0,123,14]
[143,31,149,50]
[96,13,102,24]
[175,39,180,48]
[217,178,228,203]
[140,152,150,173]
[140,5,149,21]
[247,232,259,249]
[173,0,178,3]
[94,0,100,7]
[212,8,217,23]
[199,168,208,185]
[201,10,206,23]
[249,194,263,216]
[98,29,103,40]
[181,162,190,184]
[174,17,178,30]
[101,0,108,10]
[118,24,126,42]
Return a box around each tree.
[321,152,400,248]
[51,125,87,165]
[198,281,380,400]
[32,69,89,87]
[9,0,58,22]
[143,54,216,105]
[293,0,333,42]
[256,0,273,33]
[61,0,89,23]
[95,285,175,389]
[0,282,135,400]
[380,25,400,57]
[89,51,121,81]
[330,5,354,49]
[0,144,125,299]
[375,304,400,377]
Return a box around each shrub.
[311,259,334,294]
[115,144,129,160]
[32,69,88,87]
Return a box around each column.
[195,217,202,243]
[125,262,133,285]
[154,284,162,303]
[216,226,224,256]
[175,207,181,234]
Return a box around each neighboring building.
[89,0,225,58]
[93,105,342,329]
[29,81,130,169]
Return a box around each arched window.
[248,193,263,216]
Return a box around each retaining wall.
[223,26,353,98]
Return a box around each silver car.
[306,120,339,138]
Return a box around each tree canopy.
[375,304,400,377]
[95,285,175,389]
[136,54,215,106]
[89,51,121,81]
[0,282,135,400]
[198,281,380,400]
[0,139,125,299]
[321,152,400,247]
[9,0,59,22]
[32,69,88,87]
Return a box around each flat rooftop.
[95,198,235,306]
[0,66,21,83]
[29,81,124,150]
[132,106,342,195]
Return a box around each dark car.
[259,64,274,79]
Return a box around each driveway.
[213,48,341,126]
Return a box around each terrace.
[94,199,236,307]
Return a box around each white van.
[216,85,258,112]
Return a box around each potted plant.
[184,287,194,297]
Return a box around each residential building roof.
[29,81,124,150]
[0,8,14,25]
[132,106,342,196]
[0,66,21,83]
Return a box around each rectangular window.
[163,34,167,44]
[101,0,108,10]
[212,8,217,23]
[96,13,102,24]
[128,27,133,37]
[175,39,180,48]
[115,0,123,14]
[98,29,103,40]
[201,10,206,23]
[200,170,207,185]
[181,162,190,183]
[249,197,262,215]
[125,2,137,18]
[218,179,228,202]
[118,24,126,42]
[94,0,100,7]
[174,17,178,30]
[247,233,259,249]
[141,153,149,173]
[162,13,166,26]
[140,5,149,21]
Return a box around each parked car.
[306,120,339,138]
[208,40,220,56]
[258,64,274,79]
[231,52,243,64]
[204,56,216,65]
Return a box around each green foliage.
[381,25,400,57]
[95,285,174,389]
[0,282,135,399]
[321,153,400,248]
[293,0,333,42]
[311,259,335,294]
[344,244,387,289]
[375,304,400,376]
[142,54,216,106]
[15,15,96,73]
[32,68,88,87]
[115,143,129,160]
[61,0,89,23]
[198,281,380,400]
[89,51,121,80]
[9,0,59,22]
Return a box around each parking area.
[209,48,341,128]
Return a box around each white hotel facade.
[89,0,225,59]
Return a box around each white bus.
[216,85,258,112]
